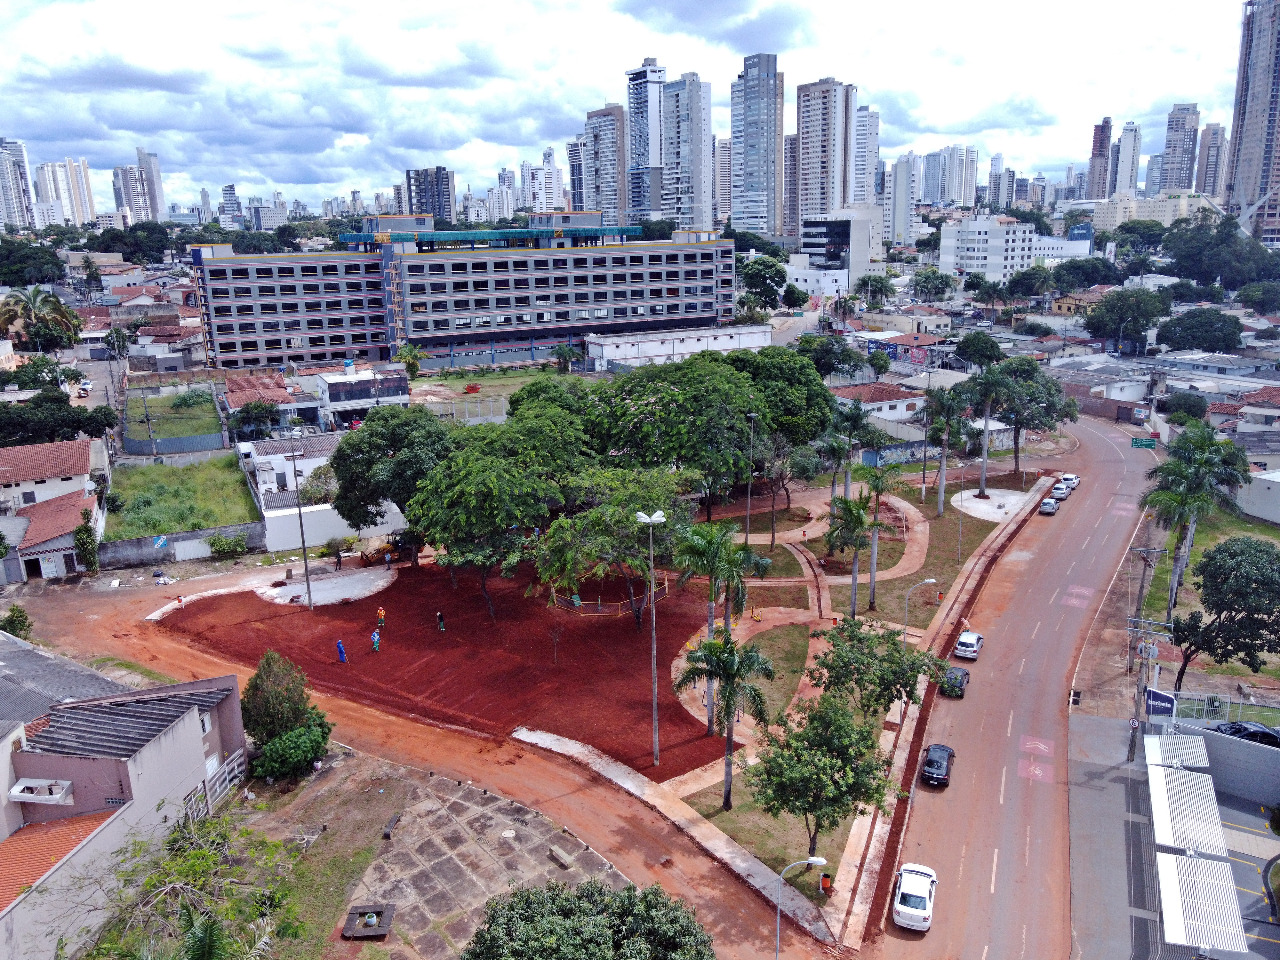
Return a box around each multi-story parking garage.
[192,212,735,370]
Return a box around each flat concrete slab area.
[258,567,395,606]
[950,487,1037,521]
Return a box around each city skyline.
[2,0,1243,209]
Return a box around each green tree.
[637,219,676,241]
[741,256,787,309]
[674,520,738,735]
[0,388,117,446]
[851,463,908,610]
[330,405,452,529]
[1162,209,1275,289]
[911,267,956,302]
[1115,219,1167,249]
[296,463,338,505]
[717,541,771,636]
[506,373,589,417]
[0,236,65,287]
[104,326,131,360]
[1084,288,1167,350]
[1164,537,1280,691]
[550,342,583,374]
[1051,257,1121,292]
[1002,208,1053,236]
[964,365,1013,496]
[1238,280,1280,315]
[806,617,947,719]
[81,255,102,293]
[924,386,969,518]
[1013,319,1056,337]
[712,346,834,444]
[73,508,98,573]
[461,880,715,960]
[816,431,852,506]
[1161,391,1209,420]
[824,493,878,616]
[1156,308,1243,353]
[748,693,889,858]
[252,708,332,780]
[0,287,79,344]
[794,334,865,379]
[408,450,557,618]
[915,230,940,253]
[857,274,897,306]
[955,330,1004,368]
[394,343,425,379]
[1005,266,1054,298]
[674,630,774,810]
[781,282,809,309]
[722,221,787,259]
[0,603,32,640]
[1141,420,1250,620]
[867,350,891,380]
[995,356,1079,473]
[229,400,278,439]
[240,650,314,745]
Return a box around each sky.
[0,0,1246,212]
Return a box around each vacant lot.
[105,454,258,541]
[124,390,222,440]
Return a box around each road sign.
[1130,718,1140,729]
[153,536,167,549]
[1131,438,1157,449]
[1146,689,1176,718]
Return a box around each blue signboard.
[153,536,167,549]
[1146,688,1176,718]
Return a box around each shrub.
[1167,411,1193,426]
[0,604,33,640]
[297,464,337,506]
[207,532,248,559]
[1257,326,1280,341]
[241,651,312,745]
[170,390,213,409]
[251,710,332,780]
[104,490,125,513]
[74,508,99,573]
[1161,391,1209,420]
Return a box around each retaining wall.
[121,432,226,456]
[1154,722,1280,805]
[99,521,266,569]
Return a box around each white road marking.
[1022,923,1028,959]
[1019,658,1025,674]
[1094,516,1102,528]
[1081,536,1090,550]
[980,947,988,960]
[1066,561,1076,576]
[1026,825,1031,866]
[1007,710,1013,736]
[1058,613,1066,630]
[1000,766,1006,804]
[990,848,999,893]
[958,842,967,883]
[1032,621,1041,638]
[1049,588,1059,605]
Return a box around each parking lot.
[1218,793,1280,959]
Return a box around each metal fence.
[120,432,226,456]
[1172,691,1280,727]
[550,578,670,617]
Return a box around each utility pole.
[291,436,314,610]
[141,392,157,458]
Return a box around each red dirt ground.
[162,564,728,782]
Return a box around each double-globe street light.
[636,510,666,767]
[777,856,826,959]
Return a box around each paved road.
[871,418,1154,959]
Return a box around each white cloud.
[1,0,1244,208]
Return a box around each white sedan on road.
[892,863,938,931]
[1060,473,1081,488]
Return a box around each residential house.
[222,372,321,433]
[831,382,925,421]
[1051,285,1116,316]
[1150,350,1273,378]
[0,439,105,513]
[1208,401,1243,428]
[1232,386,1280,432]
[1234,433,1280,472]
[0,672,246,959]
[1236,468,1280,524]
[0,490,103,582]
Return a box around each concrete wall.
[1236,472,1280,525]
[0,722,25,841]
[11,753,132,825]
[1154,723,1280,806]
[262,502,404,553]
[99,521,266,569]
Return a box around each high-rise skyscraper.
[713,136,732,225]
[988,154,1003,208]
[922,150,946,205]
[730,53,785,235]
[1196,123,1228,197]
[136,148,165,222]
[577,104,628,227]
[795,77,857,221]
[853,106,879,204]
[625,57,666,224]
[944,145,979,206]
[112,165,148,225]
[1160,103,1200,192]
[660,72,713,230]
[200,188,213,223]
[1145,155,1165,198]
[0,138,35,230]
[887,153,919,246]
[1113,122,1142,197]
[782,134,798,237]
[566,136,586,212]
[519,148,563,213]
[1086,117,1113,199]
[1225,0,1280,244]
[405,167,456,221]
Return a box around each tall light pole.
[291,435,314,610]
[905,578,937,634]
[637,510,666,767]
[777,857,826,960]
[956,460,970,563]
[744,412,758,547]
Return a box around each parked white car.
[1061,473,1081,489]
[954,630,984,660]
[892,863,938,931]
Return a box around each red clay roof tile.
[0,810,114,912]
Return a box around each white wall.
[263,501,405,552]
[1235,471,1280,525]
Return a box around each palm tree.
[824,493,883,617]
[924,386,968,518]
[852,463,909,610]
[719,541,771,637]
[394,343,425,379]
[831,403,867,499]
[674,629,774,810]
[551,342,582,374]
[965,365,1011,498]
[1141,421,1250,621]
[674,521,738,735]
[0,288,79,353]
[816,431,851,506]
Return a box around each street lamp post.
[291,436,314,610]
[956,460,969,563]
[777,857,827,960]
[745,413,758,547]
[637,510,667,767]
[905,578,937,633]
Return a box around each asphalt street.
[877,418,1154,959]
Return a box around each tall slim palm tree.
[824,492,885,616]
[719,541,771,636]
[924,386,968,518]
[831,403,866,499]
[852,463,908,610]
[816,431,850,507]
[965,365,1011,497]
[674,521,738,735]
[674,629,774,810]
[0,288,79,351]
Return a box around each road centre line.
[1019,658,1025,674]
[1025,826,1030,866]
[1081,536,1090,550]
[958,842,967,883]
[1094,516,1102,528]
[1067,561,1076,576]
[1007,711,1013,736]
[990,848,999,894]
[1049,588,1059,605]
[1000,766,1006,804]
[1224,820,1269,835]
[980,947,988,960]
[1032,621,1041,638]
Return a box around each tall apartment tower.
[922,151,946,205]
[566,136,586,212]
[1196,123,1229,197]
[887,153,919,246]
[730,53,785,235]
[626,57,666,224]
[988,154,1003,208]
[660,72,713,230]
[782,134,799,237]
[578,104,628,227]
[1113,122,1142,197]
[1160,104,1200,192]
[946,145,978,206]
[32,158,94,226]
[136,148,165,222]
[714,137,732,225]
[1086,117,1113,199]
[1145,155,1165,198]
[112,165,149,225]
[405,167,456,222]
[853,106,879,204]
[0,138,35,230]
[795,77,857,221]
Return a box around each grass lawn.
[688,769,854,904]
[105,454,259,541]
[705,505,815,534]
[754,544,802,579]
[88,656,176,685]
[124,392,222,440]
[743,623,814,720]
[804,532,906,579]
[830,485,997,630]
[422,368,552,400]
[746,582,810,611]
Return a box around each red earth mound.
[162,564,730,782]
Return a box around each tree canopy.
[1156,308,1243,353]
[954,331,1005,368]
[794,334,864,379]
[240,650,315,745]
[1162,210,1279,290]
[911,267,955,301]
[721,221,787,260]
[1006,266,1054,298]
[710,346,833,444]
[1084,288,1168,345]
[0,236,64,286]
[1115,219,1168,249]
[0,388,117,446]
[740,256,787,309]
[1051,257,1121,292]
[1238,280,1280,315]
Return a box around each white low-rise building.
[1236,468,1280,524]
[939,215,1037,284]
[584,324,771,371]
[1091,191,1218,231]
